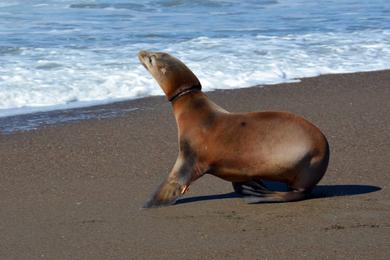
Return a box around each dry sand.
[1,70,389,259]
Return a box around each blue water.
[0,0,389,118]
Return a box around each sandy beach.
[1,70,389,259]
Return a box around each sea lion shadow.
[176,183,381,205]
[310,184,381,199]
[176,192,240,205]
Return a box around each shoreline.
[1,69,389,135]
[1,70,389,259]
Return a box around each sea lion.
[138,50,330,208]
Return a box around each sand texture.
[1,70,390,259]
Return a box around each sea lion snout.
[138,50,153,69]
[138,50,147,59]
[138,50,153,60]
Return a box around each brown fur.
[139,51,329,208]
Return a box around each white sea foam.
[1,29,390,118]
[1,0,390,118]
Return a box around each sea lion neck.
[172,92,218,127]
[172,91,208,114]
[168,84,202,103]
[171,93,229,137]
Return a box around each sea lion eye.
[149,55,157,67]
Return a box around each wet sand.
[1,70,390,259]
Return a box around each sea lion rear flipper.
[243,190,308,204]
[232,180,272,196]
[143,180,184,208]
[233,180,308,203]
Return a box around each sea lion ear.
[160,67,167,75]
[143,180,183,208]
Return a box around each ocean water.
[0,0,389,118]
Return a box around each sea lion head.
[138,51,201,100]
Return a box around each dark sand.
[1,70,389,259]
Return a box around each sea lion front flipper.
[143,180,184,208]
[143,154,197,208]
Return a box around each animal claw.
[181,185,189,194]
